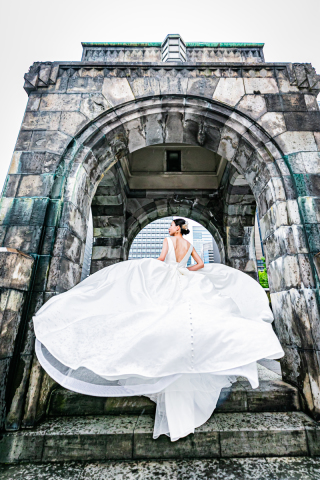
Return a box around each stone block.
[92,245,122,261]
[143,113,165,146]
[258,112,287,137]
[33,255,51,292]
[237,95,267,120]
[286,152,320,175]
[304,223,320,253]
[246,380,300,412]
[41,415,134,461]
[0,197,50,227]
[265,225,308,263]
[0,358,10,430]
[8,151,61,175]
[6,353,34,431]
[40,226,56,255]
[284,112,320,132]
[26,93,41,112]
[0,462,85,478]
[21,111,61,131]
[125,118,147,153]
[305,94,319,111]
[216,412,308,457]
[15,131,32,151]
[18,174,55,198]
[159,76,188,95]
[244,78,278,94]
[46,256,81,293]
[186,77,219,98]
[0,250,34,291]
[128,77,160,98]
[213,78,245,106]
[286,199,301,225]
[0,289,25,358]
[217,126,241,162]
[80,93,111,121]
[265,94,307,112]
[30,130,72,155]
[102,78,135,107]
[277,131,318,154]
[268,255,301,292]
[59,202,87,242]
[67,76,104,93]
[294,174,320,197]
[0,430,45,463]
[52,228,83,264]
[40,94,82,111]
[59,112,88,137]
[90,259,120,274]
[272,288,316,350]
[133,415,220,459]
[0,226,42,254]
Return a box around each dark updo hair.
[173,218,190,236]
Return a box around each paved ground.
[1,457,320,479]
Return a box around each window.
[166,151,181,172]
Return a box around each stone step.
[48,379,301,417]
[1,412,319,463]
[2,457,320,479]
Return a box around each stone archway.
[125,195,226,264]
[1,91,320,430]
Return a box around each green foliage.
[258,256,269,288]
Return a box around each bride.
[33,218,284,442]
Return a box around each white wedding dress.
[34,236,284,441]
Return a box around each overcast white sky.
[0,0,319,192]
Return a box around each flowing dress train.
[34,236,284,441]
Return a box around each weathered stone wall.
[222,165,258,278]
[0,249,34,430]
[0,50,319,428]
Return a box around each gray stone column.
[223,173,258,279]
[91,168,126,274]
[0,249,34,431]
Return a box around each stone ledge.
[47,379,300,417]
[0,412,318,463]
[2,457,320,480]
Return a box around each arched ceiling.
[120,143,226,190]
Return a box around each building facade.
[0,33,319,442]
[129,217,173,259]
[202,241,215,264]
[193,225,215,263]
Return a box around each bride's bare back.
[157,219,204,271]
[169,236,191,263]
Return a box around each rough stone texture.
[0,411,318,463]
[47,365,300,417]
[2,457,320,480]
[1,39,320,431]
[0,250,34,431]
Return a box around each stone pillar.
[91,168,125,273]
[224,174,258,279]
[0,248,34,431]
[258,149,320,419]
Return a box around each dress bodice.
[164,237,193,267]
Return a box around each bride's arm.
[187,248,204,271]
[157,238,169,261]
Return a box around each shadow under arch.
[55,94,289,276]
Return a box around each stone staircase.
[1,363,320,464]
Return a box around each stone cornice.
[23,61,320,96]
[81,42,265,48]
